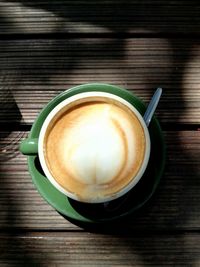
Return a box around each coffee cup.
[20,84,151,204]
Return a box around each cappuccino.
[43,96,146,203]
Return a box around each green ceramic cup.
[19,83,165,223]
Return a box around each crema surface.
[44,98,146,202]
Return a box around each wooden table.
[0,1,200,266]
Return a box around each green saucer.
[27,83,166,224]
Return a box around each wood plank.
[1,38,200,124]
[0,232,200,266]
[0,131,200,230]
[0,1,200,35]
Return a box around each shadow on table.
[0,0,200,266]
[0,87,47,265]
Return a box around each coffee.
[43,96,146,203]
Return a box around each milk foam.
[60,106,129,184]
[45,99,145,202]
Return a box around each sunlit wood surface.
[0,1,200,266]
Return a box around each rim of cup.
[38,91,151,203]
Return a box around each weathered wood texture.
[0,1,200,35]
[0,232,200,267]
[0,131,199,230]
[0,2,200,265]
[1,38,200,124]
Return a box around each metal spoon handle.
[143,87,162,127]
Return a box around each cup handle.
[19,138,38,155]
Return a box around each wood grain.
[0,131,199,230]
[1,38,200,124]
[0,232,200,266]
[0,2,199,265]
[0,1,200,35]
